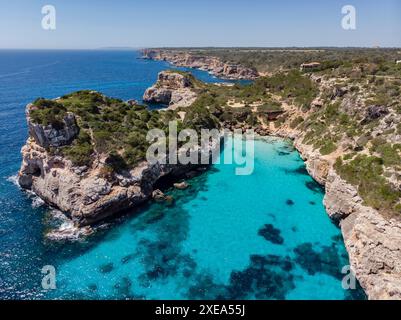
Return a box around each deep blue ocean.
[0,50,365,300]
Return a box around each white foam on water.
[31,196,45,208]
[49,208,68,223]
[6,174,97,241]
[6,174,21,189]
[7,174,46,208]
[46,209,94,242]
[23,189,46,208]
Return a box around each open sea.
[0,50,365,300]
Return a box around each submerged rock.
[173,181,189,190]
[286,199,295,206]
[152,189,167,202]
[258,224,284,245]
[99,263,114,274]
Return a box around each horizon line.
[1,46,401,50]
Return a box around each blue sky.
[0,0,400,48]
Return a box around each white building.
[300,62,321,71]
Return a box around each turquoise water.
[0,50,364,299]
[46,137,363,300]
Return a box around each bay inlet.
[0,50,364,299]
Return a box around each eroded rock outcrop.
[324,171,363,221]
[341,204,401,300]
[18,101,220,233]
[143,71,197,109]
[26,104,79,149]
[19,137,217,227]
[362,105,389,124]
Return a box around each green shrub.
[370,140,401,167]
[335,155,401,214]
[93,130,113,153]
[63,143,93,167]
[320,141,337,155]
[123,147,146,167]
[30,99,67,128]
[375,143,401,167]
[257,102,282,113]
[290,116,304,129]
[28,91,176,169]
[105,151,128,172]
[184,105,220,131]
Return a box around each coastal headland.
[18,48,401,299]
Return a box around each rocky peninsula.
[142,49,259,80]
[143,70,197,109]
[18,82,219,238]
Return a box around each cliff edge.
[142,49,259,80]
[143,71,198,109]
[18,87,219,238]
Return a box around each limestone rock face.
[157,71,192,89]
[294,140,329,185]
[341,207,401,300]
[26,104,79,149]
[324,170,363,221]
[168,90,198,110]
[143,87,172,105]
[363,105,389,123]
[289,130,401,300]
[141,49,161,60]
[18,139,207,226]
[143,71,197,109]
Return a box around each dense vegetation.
[335,155,401,214]
[256,70,318,108]
[31,90,219,170]
[161,47,401,75]
[30,99,67,129]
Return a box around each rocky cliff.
[26,103,79,149]
[142,49,259,80]
[274,123,401,300]
[143,71,197,109]
[19,136,209,227]
[304,146,400,300]
[18,93,220,239]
